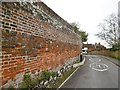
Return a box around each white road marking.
[89,64,91,67]
[57,67,80,89]
[89,59,91,61]
[92,67,108,72]
[99,59,101,62]
[96,63,99,67]
[104,64,108,67]
[90,63,108,72]
[99,64,101,68]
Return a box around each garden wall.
[0,2,82,88]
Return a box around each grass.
[48,67,77,88]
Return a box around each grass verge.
[48,67,78,88]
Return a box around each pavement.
[73,57,86,68]
[99,55,120,67]
[60,55,119,89]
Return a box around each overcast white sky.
[42,0,119,48]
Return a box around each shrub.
[41,70,56,81]
[41,70,51,80]
[19,81,29,90]
[51,72,56,77]
[19,74,31,89]
[29,78,39,88]
[19,71,57,89]
[24,74,31,81]
[111,43,120,51]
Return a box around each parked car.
[82,48,88,55]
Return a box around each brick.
[11,17,18,22]
[9,60,16,64]
[2,69,11,76]
[3,18,12,23]
[2,64,12,69]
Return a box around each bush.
[30,79,39,88]
[19,71,57,89]
[24,74,31,80]
[19,74,31,89]
[41,70,56,81]
[110,43,120,51]
[51,72,56,77]
[19,81,29,90]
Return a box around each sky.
[42,0,119,48]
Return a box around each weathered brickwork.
[0,2,82,88]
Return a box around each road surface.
[61,55,119,88]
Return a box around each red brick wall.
[0,2,82,87]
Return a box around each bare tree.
[96,13,118,46]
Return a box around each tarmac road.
[61,55,119,89]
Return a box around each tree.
[71,22,88,42]
[71,22,80,33]
[79,31,88,42]
[96,13,119,47]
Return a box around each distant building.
[83,43,95,52]
[83,43,106,52]
[94,43,106,51]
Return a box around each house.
[83,43,106,52]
